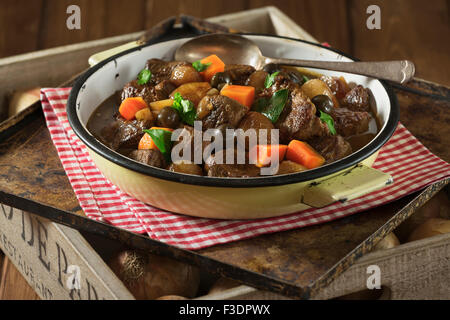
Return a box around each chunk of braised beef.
[204,149,260,178]
[224,64,256,85]
[129,149,166,168]
[109,115,153,151]
[341,85,370,112]
[207,164,261,177]
[274,88,329,143]
[144,58,187,82]
[154,80,176,98]
[121,79,174,105]
[308,135,352,163]
[199,95,249,130]
[330,107,371,137]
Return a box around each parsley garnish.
[254,89,289,123]
[137,69,152,85]
[264,71,280,88]
[143,129,173,163]
[319,110,337,135]
[192,60,212,72]
[172,93,196,126]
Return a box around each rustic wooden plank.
[249,0,352,52]
[143,0,250,29]
[103,0,146,37]
[1,0,449,86]
[0,0,43,58]
[198,225,450,300]
[0,112,83,215]
[0,257,40,300]
[37,0,145,49]
[348,0,450,86]
[395,85,450,161]
[0,206,134,300]
[38,0,107,49]
[0,250,3,285]
[314,232,450,299]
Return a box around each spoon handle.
[264,57,415,84]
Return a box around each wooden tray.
[0,15,449,300]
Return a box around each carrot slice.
[199,54,225,82]
[220,85,255,108]
[138,127,173,150]
[250,144,288,168]
[286,140,325,169]
[119,97,148,120]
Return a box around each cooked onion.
[170,82,211,107]
[109,250,200,300]
[301,79,339,107]
[374,232,400,251]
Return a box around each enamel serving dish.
[67,34,398,219]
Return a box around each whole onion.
[407,218,450,242]
[396,190,449,241]
[109,250,200,300]
[374,232,400,251]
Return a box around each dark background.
[0,0,449,85]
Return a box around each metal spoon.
[175,34,415,84]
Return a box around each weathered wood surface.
[0,206,134,300]
[0,79,447,299]
[1,0,449,86]
[197,230,450,300]
[0,257,40,300]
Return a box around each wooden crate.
[197,230,450,300]
[0,6,448,300]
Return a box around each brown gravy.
[87,94,119,145]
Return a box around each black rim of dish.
[67,33,399,188]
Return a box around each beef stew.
[87,56,379,178]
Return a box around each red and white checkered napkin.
[41,88,450,250]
